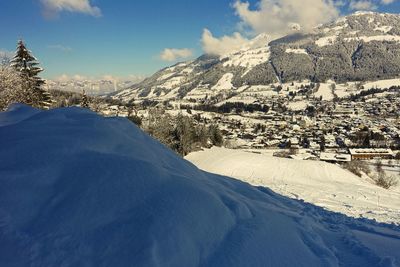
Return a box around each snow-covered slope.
[1,105,400,266]
[186,147,400,224]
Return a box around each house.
[349,148,395,160]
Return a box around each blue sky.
[0,0,399,80]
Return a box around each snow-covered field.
[212,73,234,90]
[1,105,400,266]
[315,82,335,101]
[288,100,309,111]
[363,78,400,90]
[186,147,400,224]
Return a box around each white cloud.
[233,0,339,38]
[349,0,378,10]
[47,44,72,52]
[159,48,193,62]
[201,0,340,56]
[41,0,102,18]
[201,29,250,56]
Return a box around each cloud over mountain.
[159,48,193,62]
[201,29,250,56]
[233,0,339,38]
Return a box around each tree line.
[180,102,270,114]
[140,108,223,156]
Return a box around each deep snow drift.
[0,105,399,267]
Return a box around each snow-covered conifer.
[81,90,90,108]
[10,40,52,109]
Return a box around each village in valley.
[94,78,400,172]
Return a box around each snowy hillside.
[1,105,400,266]
[114,12,400,102]
[186,147,400,224]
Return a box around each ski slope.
[186,147,400,224]
[0,105,399,266]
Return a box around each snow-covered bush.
[343,160,371,177]
[375,173,398,189]
[0,66,30,110]
[0,65,47,110]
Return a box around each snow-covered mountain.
[45,79,136,95]
[0,104,400,266]
[115,12,400,102]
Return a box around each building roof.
[320,153,351,162]
[349,148,394,155]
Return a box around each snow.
[353,11,377,16]
[315,33,400,47]
[315,35,338,47]
[186,147,400,224]
[335,84,353,98]
[1,104,400,266]
[216,96,258,106]
[335,16,347,24]
[222,46,270,75]
[288,100,308,111]
[0,104,40,127]
[180,67,194,74]
[157,72,176,81]
[248,85,273,91]
[374,26,393,33]
[160,76,185,89]
[344,35,400,43]
[322,24,348,33]
[363,78,400,90]
[285,48,308,55]
[315,82,335,101]
[212,73,234,90]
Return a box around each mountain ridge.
[115,11,400,102]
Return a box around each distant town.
[92,79,400,168]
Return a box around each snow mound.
[1,105,400,266]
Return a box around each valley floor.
[186,147,400,224]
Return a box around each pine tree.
[10,40,52,109]
[81,90,90,108]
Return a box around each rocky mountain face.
[115,12,400,101]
